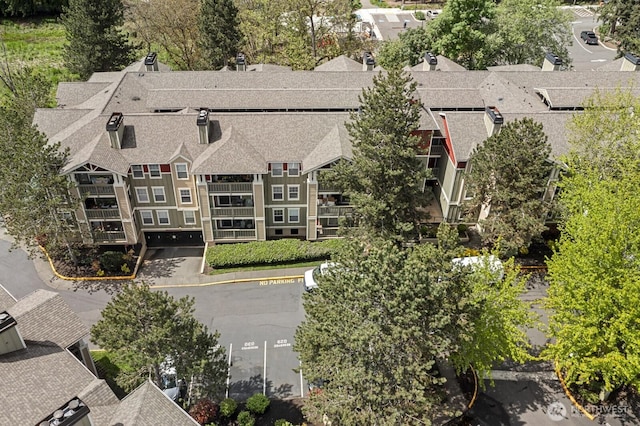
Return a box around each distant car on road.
[580,30,598,45]
[426,10,441,18]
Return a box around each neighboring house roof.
[487,64,541,72]
[108,380,200,426]
[410,55,467,72]
[315,55,364,72]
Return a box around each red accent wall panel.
[160,164,171,173]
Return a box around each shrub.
[246,393,270,415]
[188,399,219,425]
[414,11,425,20]
[457,223,468,233]
[219,398,238,418]
[274,420,294,426]
[99,251,125,273]
[237,410,255,426]
[206,239,345,268]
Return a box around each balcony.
[92,231,126,242]
[318,205,354,217]
[214,229,257,240]
[208,182,253,193]
[85,209,121,219]
[429,145,444,156]
[318,227,340,237]
[78,184,115,196]
[318,182,340,193]
[211,207,255,218]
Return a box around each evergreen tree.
[61,0,137,79]
[464,118,553,255]
[324,69,429,242]
[199,0,241,69]
[91,283,227,399]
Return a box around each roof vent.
[144,52,158,72]
[237,53,246,71]
[542,52,562,71]
[197,109,210,144]
[0,311,26,355]
[621,52,640,71]
[363,52,375,71]
[38,397,91,426]
[423,52,438,71]
[106,112,125,149]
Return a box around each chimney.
[0,311,26,355]
[423,52,438,71]
[542,52,562,71]
[144,52,158,72]
[38,397,92,426]
[620,52,640,71]
[363,51,375,71]
[236,52,246,71]
[484,106,504,136]
[106,112,124,149]
[197,109,210,144]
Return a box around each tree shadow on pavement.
[481,379,560,426]
[72,278,131,295]
[256,398,306,426]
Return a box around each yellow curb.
[554,361,596,421]
[468,365,479,409]
[149,275,305,289]
[40,246,136,281]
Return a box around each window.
[288,162,300,176]
[176,163,188,179]
[291,228,299,235]
[131,165,144,179]
[271,163,283,177]
[214,195,231,207]
[273,208,284,223]
[140,210,153,225]
[179,188,192,203]
[157,210,170,225]
[152,187,166,202]
[149,164,161,178]
[272,185,284,201]
[275,229,283,235]
[184,211,196,225]
[135,187,149,203]
[327,217,339,227]
[288,208,300,223]
[288,185,299,201]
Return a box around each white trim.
[131,164,144,179]
[156,210,170,225]
[273,208,285,223]
[287,184,300,201]
[148,164,161,178]
[288,207,300,223]
[151,186,166,203]
[272,184,284,201]
[140,210,154,225]
[135,187,150,203]
[175,163,189,180]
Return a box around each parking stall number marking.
[241,341,259,350]
[274,339,291,348]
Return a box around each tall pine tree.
[61,0,136,79]
[324,69,429,242]
[199,0,241,69]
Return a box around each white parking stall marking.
[386,13,400,23]
[299,360,304,398]
[226,343,232,398]
[242,341,259,350]
[263,340,267,395]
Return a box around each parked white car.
[304,262,336,291]
[452,255,504,281]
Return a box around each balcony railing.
[318,182,340,193]
[429,145,444,156]
[214,229,257,240]
[318,227,340,237]
[78,184,115,196]
[211,207,255,217]
[85,209,121,219]
[318,206,354,217]
[92,231,126,242]
[208,182,253,193]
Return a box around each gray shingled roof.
[303,124,352,171]
[8,290,88,349]
[315,55,364,72]
[487,64,541,72]
[108,380,199,426]
[57,82,111,108]
[192,125,266,174]
[437,112,487,162]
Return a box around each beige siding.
[253,180,265,240]
[307,180,318,240]
[123,221,136,243]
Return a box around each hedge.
[206,239,345,268]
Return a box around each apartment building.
[32,52,640,247]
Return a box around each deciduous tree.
[464,117,553,255]
[599,0,640,54]
[376,26,431,70]
[199,0,241,69]
[91,283,227,399]
[323,69,429,241]
[61,0,137,79]
[295,229,533,423]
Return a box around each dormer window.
[149,164,161,178]
[271,163,283,177]
[288,162,300,177]
[175,163,188,180]
[131,165,144,179]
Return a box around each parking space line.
[226,343,232,398]
[263,341,267,395]
[299,360,304,398]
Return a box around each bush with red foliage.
[189,398,219,425]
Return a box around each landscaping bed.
[47,243,140,278]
